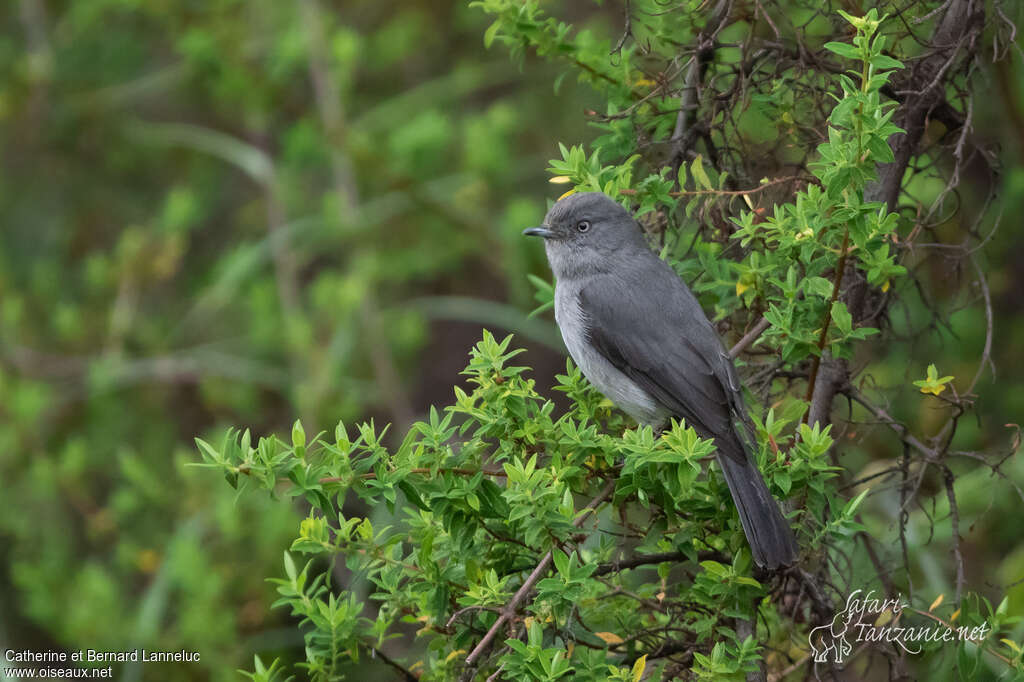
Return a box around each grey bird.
[524,191,797,569]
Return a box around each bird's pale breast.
[554,281,671,427]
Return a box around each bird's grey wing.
[578,273,747,465]
[580,268,798,569]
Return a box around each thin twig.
[447,605,503,630]
[908,608,1013,665]
[766,652,810,682]
[368,643,419,681]
[965,253,995,393]
[592,549,728,577]
[803,227,850,426]
[610,0,632,56]
[460,477,618,678]
[942,465,966,605]
[729,317,771,359]
[619,174,809,199]
[319,467,508,484]
[848,390,935,459]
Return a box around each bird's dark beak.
[523,226,555,239]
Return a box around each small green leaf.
[398,481,430,511]
[844,488,870,516]
[700,560,729,577]
[824,41,861,61]
[870,54,904,70]
[483,20,501,48]
[631,654,647,681]
[552,548,569,576]
[690,154,712,190]
[804,276,834,299]
[912,364,955,396]
[831,301,853,334]
[776,470,792,496]
[291,420,306,449]
[283,551,297,582]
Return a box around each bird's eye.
[576,220,591,233]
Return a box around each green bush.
[197,10,1024,679]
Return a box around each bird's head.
[523,192,646,278]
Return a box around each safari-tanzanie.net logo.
[809,589,991,664]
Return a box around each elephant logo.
[807,590,990,665]
[808,609,855,664]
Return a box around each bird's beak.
[523,226,555,239]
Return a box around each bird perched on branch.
[524,191,797,569]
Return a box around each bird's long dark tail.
[715,433,798,569]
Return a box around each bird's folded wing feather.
[578,274,749,465]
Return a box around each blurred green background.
[0,0,1022,680]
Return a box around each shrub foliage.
[199,4,1023,681]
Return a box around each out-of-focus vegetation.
[0,1,588,679]
[2,0,1024,680]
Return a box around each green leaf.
[776,470,792,496]
[870,54,904,70]
[552,548,569,576]
[913,364,955,395]
[690,154,712,190]
[804,276,834,299]
[700,560,729,578]
[283,551,297,582]
[831,301,853,335]
[398,481,430,511]
[631,654,647,681]
[483,20,502,48]
[291,420,306,449]
[844,488,870,516]
[824,41,861,61]
[195,437,222,464]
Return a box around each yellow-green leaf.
[690,154,712,190]
[913,364,954,395]
[631,654,647,681]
